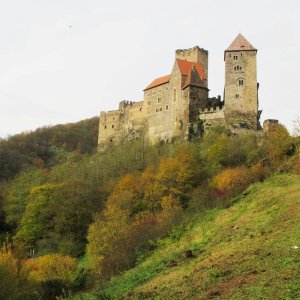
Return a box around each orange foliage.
[212,166,251,192]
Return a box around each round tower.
[224,34,259,129]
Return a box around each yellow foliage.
[87,204,130,275]
[156,146,199,197]
[266,124,292,165]
[108,173,143,213]
[28,253,77,282]
[212,166,251,192]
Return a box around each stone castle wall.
[98,100,145,150]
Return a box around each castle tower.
[176,46,208,87]
[224,34,259,129]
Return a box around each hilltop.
[93,173,300,299]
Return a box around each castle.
[98,34,261,150]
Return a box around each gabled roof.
[143,75,170,91]
[182,65,206,89]
[176,58,206,79]
[225,33,256,51]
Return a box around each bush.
[211,166,253,199]
[28,253,77,283]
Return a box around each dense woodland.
[0,116,299,299]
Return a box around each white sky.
[0,0,299,137]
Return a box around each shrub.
[28,253,77,283]
[212,166,252,195]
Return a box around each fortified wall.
[98,100,145,149]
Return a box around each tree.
[87,203,130,277]
[45,178,103,257]
[3,167,46,230]
[16,184,56,247]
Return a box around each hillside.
[0,116,99,181]
[93,173,300,299]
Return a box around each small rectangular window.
[157,97,161,103]
[235,94,239,99]
[165,105,169,111]
[112,125,115,128]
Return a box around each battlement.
[176,46,208,56]
[200,104,224,114]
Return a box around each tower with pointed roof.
[224,34,259,129]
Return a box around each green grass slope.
[94,173,300,300]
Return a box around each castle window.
[165,104,169,111]
[239,79,244,86]
[110,138,113,143]
[104,125,107,129]
[113,117,115,120]
[234,67,236,71]
[157,97,161,103]
[173,89,177,102]
[235,94,239,99]
[160,107,163,112]
[139,107,143,111]
[233,55,238,60]
[148,101,151,106]
[166,86,169,91]
[229,53,231,58]
[112,125,115,128]
[152,90,156,95]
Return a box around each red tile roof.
[182,65,205,89]
[143,75,170,91]
[176,58,206,79]
[226,33,256,51]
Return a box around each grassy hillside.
[92,173,300,299]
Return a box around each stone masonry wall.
[98,100,145,150]
[224,50,258,129]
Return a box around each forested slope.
[0,121,299,299]
[96,173,300,299]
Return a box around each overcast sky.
[0,0,299,138]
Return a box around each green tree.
[16,184,56,247]
[3,167,46,230]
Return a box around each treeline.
[0,124,299,299]
[0,116,99,181]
